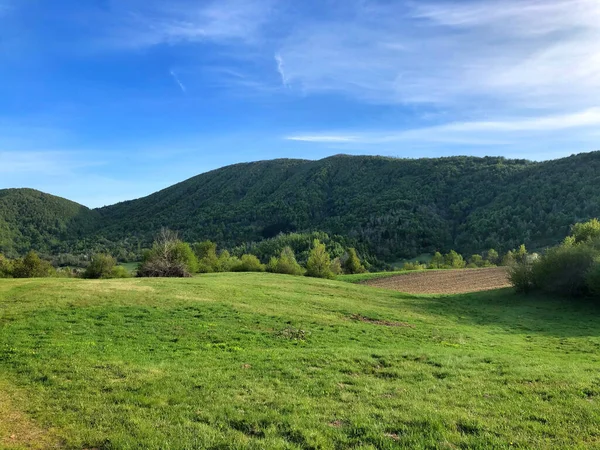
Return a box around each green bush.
[531,244,597,297]
[402,262,426,271]
[0,254,12,278]
[586,260,600,297]
[342,248,366,274]
[83,254,117,279]
[137,229,198,277]
[330,257,343,276]
[12,251,55,278]
[508,262,534,293]
[268,247,304,276]
[445,250,466,269]
[231,254,265,272]
[306,239,334,279]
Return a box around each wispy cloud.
[274,53,289,88]
[169,70,186,93]
[104,0,275,49]
[277,0,600,110]
[286,108,600,145]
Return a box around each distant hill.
[0,188,99,257]
[2,152,600,260]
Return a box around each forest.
[1,152,599,263]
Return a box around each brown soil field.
[363,267,511,294]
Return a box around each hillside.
[1,274,600,448]
[0,189,99,257]
[2,152,600,259]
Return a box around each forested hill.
[0,189,99,257]
[2,152,600,260]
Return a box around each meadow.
[1,273,600,449]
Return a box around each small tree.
[274,247,304,276]
[486,249,499,266]
[137,229,198,277]
[515,244,528,264]
[429,252,445,269]
[444,250,466,269]
[194,240,220,273]
[231,254,265,272]
[468,254,485,268]
[570,219,600,244]
[330,257,343,276]
[342,248,366,274]
[0,254,12,278]
[306,239,334,279]
[83,254,117,279]
[12,251,54,278]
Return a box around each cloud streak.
[276,0,600,111]
[286,108,600,145]
[169,70,186,93]
[274,53,289,88]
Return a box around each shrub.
[272,247,304,276]
[342,248,366,274]
[306,239,334,279]
[585,260,600,297]
[330,257,343,276]
[508,262,534,293]
[445,250,466,269]
[531,244,597,297]
[429,252,444,269]
[83,254,117,279]
[137,229,198,277]
[0,254,12,278]
[402,262,426,271]
[486,249,499,266]
[194,240,220,273]
[570,219,600,244]
[231,254,265,272]
[12,251,55,278]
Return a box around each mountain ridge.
[1,151,599,259]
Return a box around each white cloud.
[104,0,275,48]
[277,0,600,110]
[274,53,289,88]
[169,70,186,93]
[286,109,600,145]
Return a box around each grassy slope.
[1,274,600,449]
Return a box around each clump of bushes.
[137,229,198,278]
[83,254,130,279]
[509,219,600,298]
[266,247,304,276]
[231,254,265,272]
[12,251,55,278]
[342,248,366,274]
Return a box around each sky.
[1,0,599,207]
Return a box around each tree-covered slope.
[2,152,600,259]
[96,152,600,258]
[0,189,99,257]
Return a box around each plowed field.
[363,267,510,294]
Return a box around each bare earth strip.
[363,267,511,294]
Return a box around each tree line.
[509,219,600,298]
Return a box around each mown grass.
[336,270,413,283]
[1,274,600,449]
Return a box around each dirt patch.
[350,314,414,328]
[364,267,510,295]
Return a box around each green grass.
[337,269,434,283]
[1,274,600,449]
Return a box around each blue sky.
[1,0,599,207]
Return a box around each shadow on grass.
[400,288,600,337]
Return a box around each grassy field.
[336,270,412,283]
[1,274,600,449]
